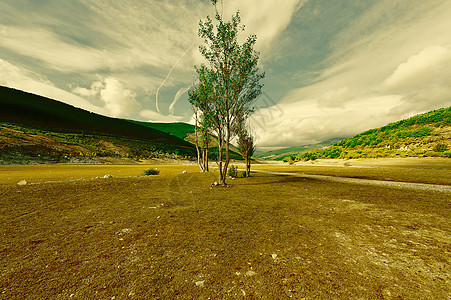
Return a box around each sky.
[1,0,450,150]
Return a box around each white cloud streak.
[169,86,191,116]
[155,46,193,113]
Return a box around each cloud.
[252,95,403,147]
[155,47,193,113]
[169,86,191,115]
[382,45,451,116]
[71,81,103,98]
[223,0,306,56]
[0,25,109,72]
[100,78,141,117]
[317,87,353,109]
[79,0,207,71]
[383,45,451,92]
[267,0,451,147]
[0,1,207,75]
[139,109,185,123]
[72,77,141,117]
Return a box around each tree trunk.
[205,145,209,171]
[193,116,203,171]
[217,131,225,185]
[246,155,251,177]
[202,148,209,172]
[244,156,248,177]
[204,137,209,172]
[222,131,231,186]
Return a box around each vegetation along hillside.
[255,138,344,161]
[294,106,451,161]
[0,86,196,164]
[128,120,243,160]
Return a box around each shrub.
[228,165,238,177]
[433,143,448,152]
[143,168,159,175]
[241,171,247,178]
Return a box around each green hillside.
[127,120,195,140]
[296,106,451,160]
[0,86,193,147]
[0,86,196,163]
[255,138,344,161]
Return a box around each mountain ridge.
[0,85,196,164]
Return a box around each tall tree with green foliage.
[189,0,264,185]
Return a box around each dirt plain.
[0,159,450,299]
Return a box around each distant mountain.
[255,138,344,161]
[296,106,451,160]
[0,86,196,163]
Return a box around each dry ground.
[0,164,199,186]
[0,160,450,299]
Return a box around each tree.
[237,125,255,177]
[190,1,264,185]
[190,102,211,172]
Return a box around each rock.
[17,180,28,186]
[103,174,113,178]
[195,280,205,287]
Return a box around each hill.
[255,138,344,161]
[127,120,195,140]
[0,86,196,164]
[295,106,451,161]
[127,120,243,160]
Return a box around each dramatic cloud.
[100,78,140,117]
[0,25,108,72]
[1,0,450,146]
[383,46,451,92]
[72,77,141,117]
[224,0,305,56]
[383,45,451,116]
[256,0,451,147]
[252,95,403,147]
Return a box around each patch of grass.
[143,168,160,175]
